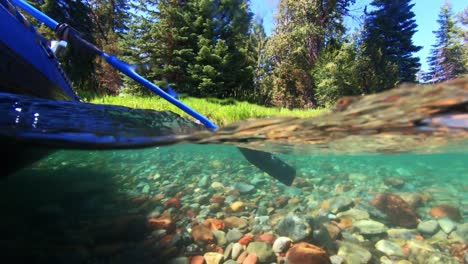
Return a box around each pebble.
[242,253,258,264]
[223,260,237,264]
[274,214,311,242]
[231,242,244,260]
[210,182,224,190]
[223,243,233,259]
[272,236,293,254]
[232,182,255,193]
[375,239,406,257]
[386,228,418,240]
[212,230,227,247]
[246,242,275,263]
[226,229,243,243]
[328,196,354,214]
[337,242,371,264]
[6,146,466,264]
[336,208,369,221]
[353,219,387,235]
[142,184,150,193]
[437,217,456,234]
[203,252,224,264]
[417,219,439,235]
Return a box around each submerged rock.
[429,204,462,222]
[272,236,293,255]
[203,252,224,264]
[232,182,255,193]
[417,220,439,235]
[437,217,457,234]
[275,214,312,242]
[375,239,406,257]
[246,241,275,263]
[286,242,331,264]
[353,220,387,235]
[369,193,418,228]
[337,241,371,264]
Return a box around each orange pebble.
[204,218,225,231]
[164,197,181,208]
[238,234,254,245]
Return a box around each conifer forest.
[27,0,467,107]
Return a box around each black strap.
[55,22,102,56]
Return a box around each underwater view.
[1,78,467,264]
[1,143,467,264]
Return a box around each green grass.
[88,95,327,127]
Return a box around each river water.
[0,79,467,263]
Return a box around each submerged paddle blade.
[238,147,296,186]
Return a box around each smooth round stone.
[454,223,468,239]
[348,173,369,181]
[336,208,369,221]
[353,220,387,235]
[437,217,456,234]
[387,228,418,240]
[417,220,439,235]
[226,228,243,243]
[407,239,435,251]
[198,175,209,187]
[255,215,269,225]
[142,184,150,193]
[232,182,255,193]
[210,182,225,190]
[223,243,233,260]
[396,261,412,264]
[203,252,224,264]
[329,196,354,214]
[272,236,293,254]
[246,242,275,263]
[246,242,276,263]
[330,255,344,264]
[380,256,393,264]
[212,230,227,247]
[231,242,244,260]
[274,214,311,242]
[375,239,406,257]
[337,242,371,264]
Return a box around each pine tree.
[89,0,130,94]
[312,33,365,107]
[120,0,193,95]
[426,3,466,82]
[147,0,196,94]
[121,0,253,99]
[362,0,421,92]
[189,0,254,99]
[260,0,353,108]
[248,17,269,103]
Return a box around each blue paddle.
[11,0,218,131]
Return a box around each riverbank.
[87,95,326,127]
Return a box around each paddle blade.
[238,147,296,186]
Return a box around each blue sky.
[250,0,467,72]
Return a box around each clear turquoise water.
[1,143,467,263]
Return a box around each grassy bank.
[88,95,326,127]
